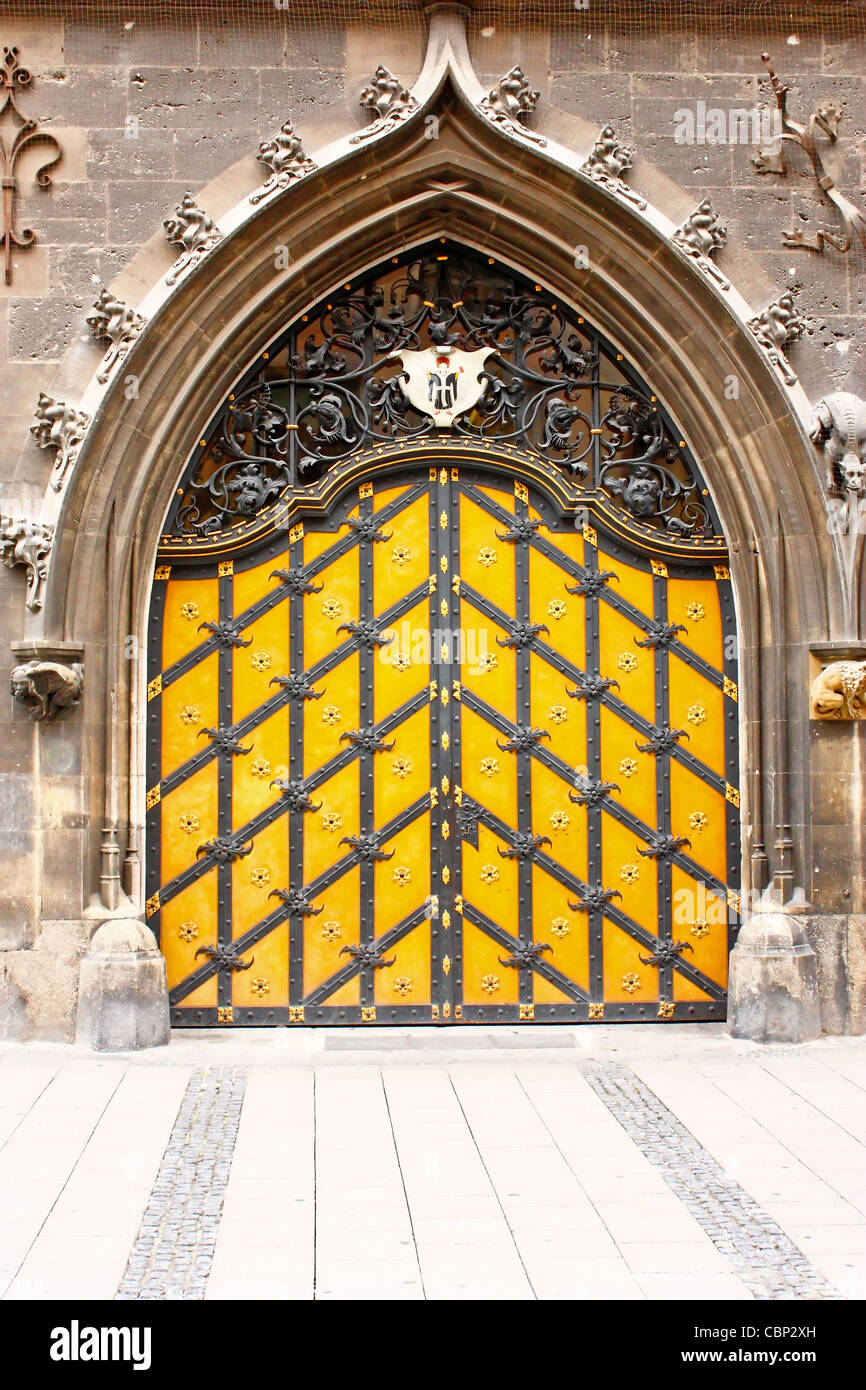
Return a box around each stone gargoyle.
[10,660,84,721]
[810,391,866,496]
[810,659,866,720]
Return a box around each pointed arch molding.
[19,10,838,914]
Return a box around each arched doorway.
[144,243,739,1026]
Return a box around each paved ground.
[1,1025,865,1301]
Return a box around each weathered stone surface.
[75,919,169,1052]
[728,909,821,1043]
[803,912,866,1035]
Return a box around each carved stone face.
[839,454,865,494]
[9,667,33,703]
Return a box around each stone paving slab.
[1,1030,864,1300]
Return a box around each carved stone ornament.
[351,66,418,145]
[479,66,546,147]
[672,197,729,289]
[0,47,62,286]
[753,52,866,256]
[250,119,317,206]
[810,392,866,496]
[747,292,808,386]
[0,513,53,611]
[162,193,222,285]
[10,659,83,720]
[581,125,647,210]
[393,345,495,427]
[31,393,91,492]
[810,660,866,720]
[86,289,146,384]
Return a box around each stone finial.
[10,659,83,720]
[672,197,730,289]
[0,513,53,611]
[810,391,866,496]
[351,65,418,145]
[581,124,646,209]
[747,291,808,386]
[31,392,90,492]
[479,66,546,147]
[162,193,222,286]
[86,289,146,384]
[810,659,866,720]
[251,119,317,206]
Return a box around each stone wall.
[0,0,864,1029]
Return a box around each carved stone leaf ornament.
[352,66,418,144]
[582,124,647,209]
[0,514,53,611]
[747,292,808,386]
[251,118,317,205]
[31,393,91,493]
[162,193,222,285]
[86,290,146,384]
[479,66,546,147]
[672,197,730,290]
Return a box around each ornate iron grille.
[166,243,717,546]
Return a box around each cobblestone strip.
[580,1061,841,1301]
[116,1067,246,1301]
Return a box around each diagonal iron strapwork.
[638,939,694,967]
[347,514,393,543]
[196,833,254,864]
[496,620,549,650]
[567,672,620,701]
[340,726,396,754]
[269,672,324,701]
[635,619,687,650]
[269,776,322,813]
[637,832,691,860]
[498,831,552,861]
[198,726,252,757]
[635,723,689,756]
[495,516,542,543]
[269,567,324,594]
[194,942,254,972]
[196,618,252,648]
[565,569,618,597]
[268,886,323,917]
[337,618,394,649]
[339,943,396,970]
[339,831,395,862]
[496,725,550,753]
[569,885,623,913]
[569,778,620,807]
[498,941,553,969]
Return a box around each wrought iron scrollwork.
[269,886,323,917]
[569,885,623,913]
[339,943,396,970]
[195,942,254,972]
[638,939,694,968]
[498,941,553,969]
[498,832,552,861]
[163,246,716,546]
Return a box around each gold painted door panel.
[147,463,738,1025]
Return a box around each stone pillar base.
[728,909,821,1043]
[75,919,169,1052]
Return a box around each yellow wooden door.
[147,461,737,1025]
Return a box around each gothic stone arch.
[4,19,845,1043]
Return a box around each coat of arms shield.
[394,346,494,428]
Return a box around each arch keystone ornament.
[8,0,854,1046]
